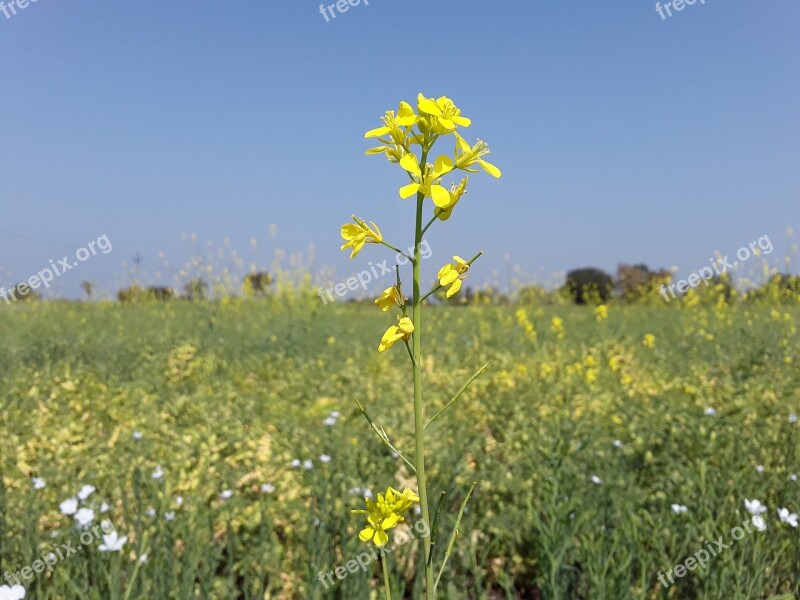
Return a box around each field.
[1,295,799,599]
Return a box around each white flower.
[323,417,337,426]
[612,440,623,449]
[77,485,96,501]
[219,490,233,500]
[164,512,176,521]
[60,498,79,516]
[363,488,373,500]
[175,496,184,506]
[151,466,164,480]
[744,498,767,515]
[100,503,111,514]
[777,508,798,527]
[790,474,798,482]
[261,483,275,494]
[319,454,331,464]
[132,431,143,440]
[0,584,26,600]
[590,475,602,485]
[789,414,797,424]
[98,531,127,552]
[755,465,765,474]
[329,411,341,419]
[138,553,149,564]
[290,459,301,469]
[704,407,717,416]
[671,504,689,514]
[751,514,767,531]
[303,460,314,470]
[145,508,156,517]
[32,478,46,490]
[74,508,95,528]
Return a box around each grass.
[0,296,798,599]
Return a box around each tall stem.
[412,161,434,595]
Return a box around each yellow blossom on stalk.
[434,176,468,221]
[352,486,420,547]
[595,304,608,321]
[416,93,471,134]
[364,101,420,162]
[375,285,404,312]
[453,132,502,178]
[378,316,414,352]
[398,152,453,206]
[438,256,470,298]
[340,217,383,259]
[550,317,565,339]
[643,333,656,348]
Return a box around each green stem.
[382,554,392,600]
[380,240,413,262]
[412,147,435,598]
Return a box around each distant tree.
[147,286,175,300]
[7,282,41,303]
[563,268,613,305]
[243,272,274,298]
[117,285,175,302]
[182,278,208,301]
[81,281,94,300]
[616,264,672,301]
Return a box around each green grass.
[0,298,798,599]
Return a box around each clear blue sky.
[1,0,798,298]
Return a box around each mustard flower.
[438,256,470,298]
[416,93,471,134]
[353,486,420,547]
[595,304,608,321]
[453,132,501,178]
[434,176,468,221]
[340,216,383,259]
[365,101,419,162]
[643,333,656,348]
[375,285,404,312]
[378,316,414,352]
[398,152,453,206]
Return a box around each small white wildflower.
[59,498,78,516]
[138,553,148,564]
[0,584,26,600]
[671,504,689,515]
[175,496,184,506]
[164,512,176,521]
[744,498,767,515]
[789,414,797,424]
[755,465,765,474]
[290,459,301,469]
[132,431,143,440]
[32,478,46,490]
[612,440,623,449]
[777,508,798,528]
[219,490,233,500]
[77,485,96,501]
[303,459,314,470]
[704,407,717,416]
[323,417,337,426]
[590,475,602,485]
[791,474,798,482]
[751,514,767,532]
[261,483,275,494]
[74,508,95,528]
[98,531,127,552]
[151,466,164,480]
[319,454,331,464]
[100,503,111,514]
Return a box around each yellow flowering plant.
[339,93,500,598]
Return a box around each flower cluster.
[352,486,420,547]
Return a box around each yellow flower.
[416,93,471,134]
[454,132,501,178]
[550,317,565,339]
[438,256,470,298]
[365,101,420,162]
[378,316,414,352]
[595,304,608,321]
[352,486,420,547]
[398,152,453,206]
[340,216,383,259]
[643,334,656,348]
[434,176,468,221]
[375,286,404,312]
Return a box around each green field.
[1,298,799,599]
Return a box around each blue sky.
[1,0,798,298]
